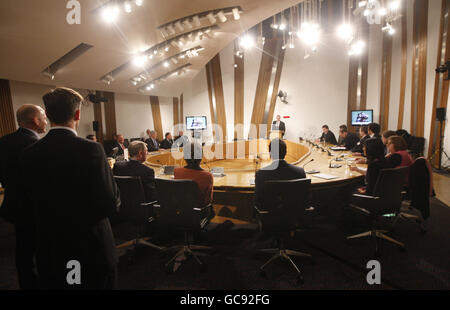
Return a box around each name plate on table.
[312,173,339,180]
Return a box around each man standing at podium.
[272,115,286,138]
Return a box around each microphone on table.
[303,158,314,168]
[202,161,211,172]
[304,158,320,174]
[329,156,343,168]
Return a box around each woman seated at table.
[174,142,213,207]
[350,138,401,195]
[386,135,413,168]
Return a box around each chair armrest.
[141,200,158,207]
[153,204,161,208]
[348,204,371,215]
[193,203,213,212]
[352,194,380,200]
[254,205,269,215]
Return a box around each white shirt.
[49,126,78,136]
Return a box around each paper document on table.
[346,157,357,161]
[330,147,347,151]
[312,173,339,180]
[358,167,367,172]
[249,178,255,185]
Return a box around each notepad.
[330,147,347,151]
[312,173,339,180]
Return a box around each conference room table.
[144,139,367,221]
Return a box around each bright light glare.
[337,24,354,41]
[135,0,143,6]
[132,54,147,67]
[101,6,120,23]
[239,35,255,49]
[349,40,365,56]
[298,23,320,46]
[124,1,132,13]
[390,1,400,10]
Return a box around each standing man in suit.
[20,87,120,289]
[145,130,159,152]
[0,104,47,289]
[318,125,337,145]
[255,139,306,207]
[159,132,174,149]
[272,115,286,138]
[113,141,156,202]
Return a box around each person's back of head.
[184,142,203,168]
[360,126,369,136]
[364,138,385,163]
[42,87,84,126]
[128,140,147,163]
[269,138,287,160]
[368,123,381,136]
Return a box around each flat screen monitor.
[351,110,373,126]
[186,116,207,130]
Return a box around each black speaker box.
[93,121,99,132]
[436,107,446,122]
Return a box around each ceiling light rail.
[138,63,192,93]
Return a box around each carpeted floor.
[1,198,449,290]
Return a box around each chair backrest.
[155,178,203,230]
[408,136,425,158]
[408,157,431,219]
[114,176,150,224]
[372,166,409,214]
[260,178,311,232]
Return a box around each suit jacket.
[272,121,286,134]
[159,139,173,150]
[319,131,337,145]
[351,135,370,153]
[113,141,128,156]
[113,160,156,201]
[20,128,120,289]
[255,160,306,208]
[145,137,159,152]
[343,132,360,150]
[0,128,39,224]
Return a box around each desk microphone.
[202,161,211,172]
[304,159,320,174]
[329,157,343,168]
[303,158,314,168]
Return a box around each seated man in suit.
[145,130,159,152]
[337,124,348,146]
[272,115,286,138]
[174,130,189,148]
[318,125,337,145]
[338,127,360,151]
[113,134,128,156]
[255,139,306,208]
[368,122,381,139]
[351,126,370,154]
[113,141,156,202]
[159,132,174,150]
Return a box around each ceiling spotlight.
[239,35,255,49]
[163,61,169,68]
[175,21,184,32]
[146,86,151,90]
[167,24,176,35]
[135,0,143,6]
[217,11,227,23]
[281,44,287,50]
[388,27,395,35]
[193,15,201,27]
[390,1,400,10]
[164,46,169,52]
[51,74,55,80]
[363,9,370,16]
[124,1,132,13]
[179,54,185,59]
[148,54,153,59]
[186,51,193,58]
[171,58,178,64]
[171,41,179,48]
[298,23,320,46]
[132,54,147,67]
[337,23,354,42]
[271,23,279,29]
[188,33,194,42]
[132,81,137,85]
[289,42,295,49]
[160,28,169,37]
[279,15,287,30]
[207,12,217,24]
[358,1,367,7]
[150,83,155,89]
[349,40,365,56]
[192,49,198,56]
[232,8,240,20]
[101,5,120,23]
[184,19,193,29]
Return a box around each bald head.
[16,104,47,134]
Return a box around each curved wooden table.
[145,139,365,220]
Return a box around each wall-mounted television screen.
[351,110,373,126]
[186,116,207,130]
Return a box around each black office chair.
[346,167,409,255]
[114,176,164,258]
[154,179,213,273]
[255,178,313,285]
[408,136,425,159]
[395,158,430,233]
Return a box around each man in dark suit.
[338,127,360,151]
[0,104,47,289]
[255,139,306,207]
[318,125,337,145]
[337,124,348,146]
[20,87,120,289]
[351,126,370,154]
[272,115,286,138]
[159,132,174,149]
[368,122,381,139]
[113,134,128,156]
[145,130,159,152]
[113,141,156,202]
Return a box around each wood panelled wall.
[428,0,450,166]
[103,91,117,141]
[379,33,393,131]
[93,101,104,144]
[205,54,227,142]
[150,96,163,141]
[265,47,285,137]
[234,40,244,140]
[410,0,429,137]
[0,79,16,137]
[180,93,184,126]
[173,97,179,127]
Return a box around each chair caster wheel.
[296,275,304,286]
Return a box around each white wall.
[115,93,154,139]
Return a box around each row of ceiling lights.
[101,0,144,23]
